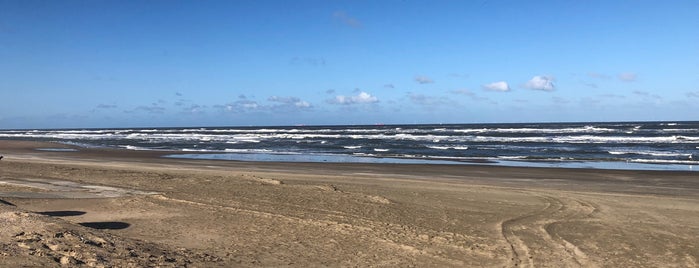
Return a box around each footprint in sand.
[314,184,391,204]
[240,174,284,185]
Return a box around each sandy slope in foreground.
[1,140,698,267]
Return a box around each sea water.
[1,121,697,171]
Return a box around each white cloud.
[290,57,326,66]
[268,96,312,109]
[581,81,598,88]
[242,102,259,109]
[451,89,475,96]
[96,104,117,109]
[524,75,555,91]
[183,104,206,114]
[267,96,312,112]
[215,99,260,113]
[215,95,312,114]
[618,72,637,82]
[633,90,661,99]
[588,72,611,79]
[600,94,626,99]
[414,75,434,84]
[330,91,379,105]
[333,11,361,28]
[408,93,454,108]
[134,105,165,114]
[451,89,491,102]
[686,91,699,98]
[482,81,511,92]
[295,101,311,108]
[552,96,570,104]
[92,104,118,113]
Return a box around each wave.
[497,156,527,160]
[181,148,218,152]
[608,150,692,158]
[427,145,469,150]
[492,155,697,165]
[170,148,277,153]
[452,126,619,134]
[629,159,698,165]
[224,148,274,153]
[119,145,156,151]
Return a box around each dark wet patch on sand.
[0,177,158,199]
[35,148,79,152]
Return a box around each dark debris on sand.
[0,206,224,267]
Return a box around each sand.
[1,140,698,267]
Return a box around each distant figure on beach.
[0,155,3,160]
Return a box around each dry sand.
[1,140,698,267]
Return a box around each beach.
[1,140,698,267]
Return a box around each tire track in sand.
[499,192,598,267]
[149,193,469,266]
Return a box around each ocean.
[1,121,698,171]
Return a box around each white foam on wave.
[352,152,376,157]
[497,156,527,160]
[469,135,699,144]
[608,151,628,155]
[427,145,469,150]
[662,129,696,132]
[608,150,692,158]
[224,148,273,153]
[120,145,155,151]
[181,148,217,152]
[629,159,697,165]
[453,126,617,134]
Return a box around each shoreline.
[164,151,698,172]
[2,140,699,266]
[3,139,698,173]
[3,140,698,198]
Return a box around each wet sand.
[1,140,698,267]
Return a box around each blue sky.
[1,0,698,128]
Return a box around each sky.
[1,0,698,129]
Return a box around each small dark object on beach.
[0,155,3,160]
